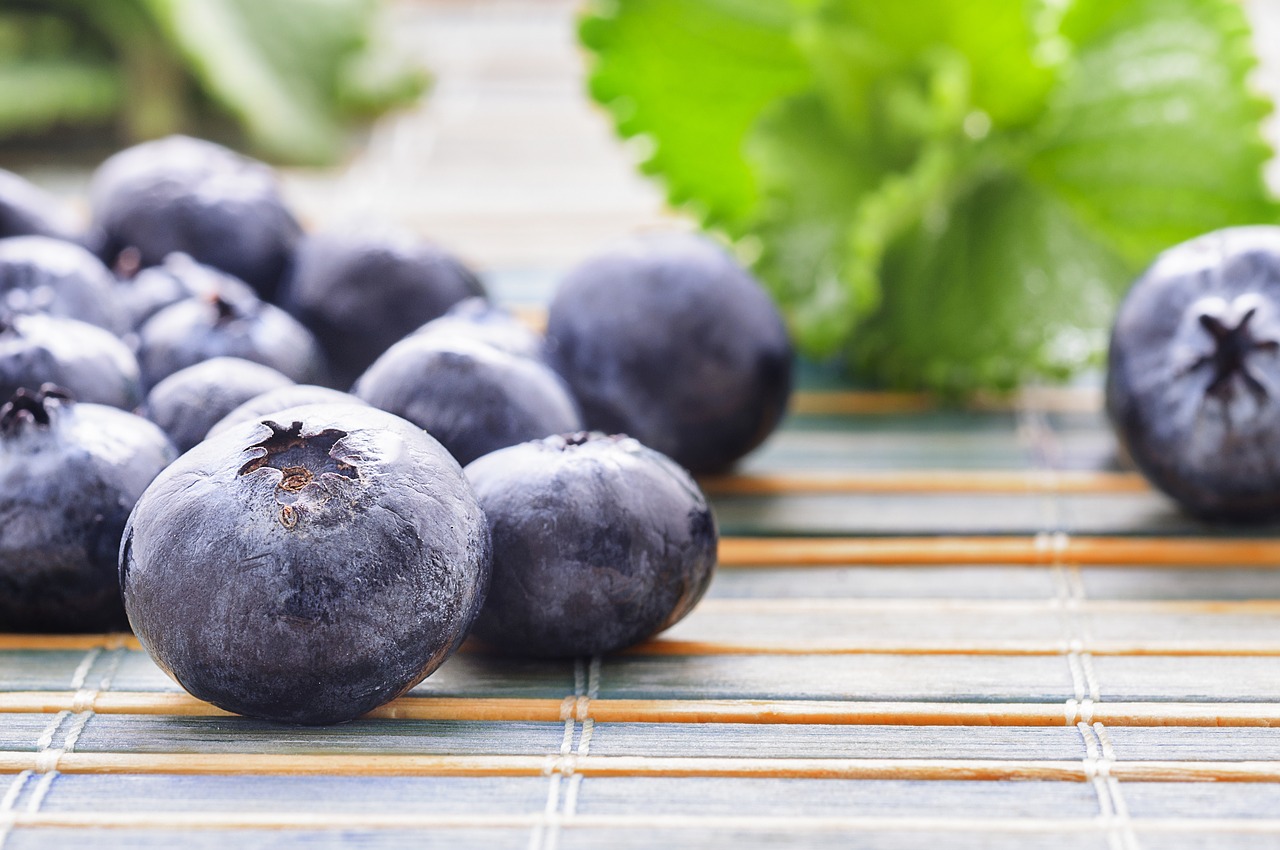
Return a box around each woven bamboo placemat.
[3,373,1280,850]
[4,2,1280,846]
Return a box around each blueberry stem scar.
[238,420,358,480]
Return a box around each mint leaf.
[582,0,1280,392]
[580,0,812,227]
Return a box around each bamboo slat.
[2,751,1279,782]
[5,692,1280,727]
[717,536,1280,566]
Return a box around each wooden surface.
[4,2,1280,847]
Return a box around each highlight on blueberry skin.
[0,312,143,410]
[547,232,793,474]
[206,385,367,440]
[141,357,295,453]
[280,224,486,387]
[1107,226,1280,520]
[464,431,718,658]
[120,403,492,725]
[354,335,582,466]
[88,135,301,300]
[0,235,124,333]
[0,386,177,632]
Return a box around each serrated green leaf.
[581,0,812,227]
[582,0,1280,392]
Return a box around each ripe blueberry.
[413,297,544,361]
[465,432,717,657]
[141,358,295,453]
[121,403,492,724]
[1107,226,1280,519]
[547,233,793,474]
[88,136,301,300]
[206,385,368,440]
[136,287,327,389]
[1,387,177,631]
[354,336,581,466]
[0,169,78,242]
[0,312,143,410]
[0,235,123,333]
[280,225,485,387]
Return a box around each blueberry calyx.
[0,384,74,436]
[238,420,357,481]
[1190,306,1280,405]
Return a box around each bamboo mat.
[4,364,1280,850]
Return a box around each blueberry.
[115,253,258,332]
[0,313,143,410]
[413,297,544,361]
[465,432,717,657]
[206,385,367,440]
[0,169,78,242]
[121,403,491,724]
[1107,226,1280,519]
[1,387,177,632]
[280,225,485,387]
[141,358,295,453]
[354,336,582,466]
[547,233,793,473]
[0,235,123,333]
[88,136,301,300]
[136,287,327,389]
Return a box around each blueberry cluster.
[0,138,793,723]
[1108,226,1280,520]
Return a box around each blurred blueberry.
[354,336,581,466]
[280,224,485,387]
[0,386,177,632]
[88,136,300,300]
[136,286,327,389]
[0,235,124,333]
[141,358,295,453]
[0,169,79,242]
[206,385,367,440]
[0,312,142,410]
[1108,225,1280,519]
[547,232,792,474]
[412,296,544,360]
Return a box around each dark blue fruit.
[0,235,123,333]
[0,169,78,241]
[547,233,793,474]
[115,253,258,332]
[121,403,491,724]
[0,312,142,410]
[413,297,544,360]
[354,336,581,466]
[88,136,301,300]
[206,385,367,439]
[466,432,717,657]
[142,358,295,453]
[136,287,327,389]
[280,225,485,387]
[1107,226,1280,520]
[1,387,177,632]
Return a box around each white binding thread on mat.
[530,658,585,850]
[544,655,600,850]
[561,655,602,824]
[20,646,126,833]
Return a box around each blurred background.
[4,0,1280,391]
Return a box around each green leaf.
[580,0,812,227]
[583,0,1280,392]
